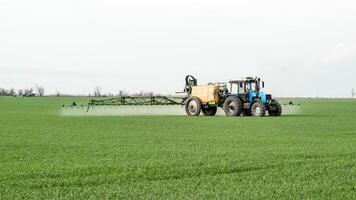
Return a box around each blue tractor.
[222,77,282,117]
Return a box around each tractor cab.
[228,77,268,104]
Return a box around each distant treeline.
[0,85,44,97]
[0,86,162,97]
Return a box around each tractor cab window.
[230,83,238,94]
[237,83,244,93]
[247,81,261,92]
[229,82,245,94]
[246,82,254,92]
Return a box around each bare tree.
[8,88,15,96]
[0,88,15,96]
[35,85,45,96]
[0,88,7,96]
[93,86,102,97]
[117,90,129,97]
[18,89,24,96]
[23,88,35,97]
[352,88,355,98]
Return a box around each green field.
[0,97,355,199]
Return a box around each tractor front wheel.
[268,101,282,116]
[251,101,266,117]
[185,97,202,116]
[202,107,217,116]
[223,96,243,116]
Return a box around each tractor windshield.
[245,82,255,91]
[246,81,261,92]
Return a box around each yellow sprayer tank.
[191,85,220,104]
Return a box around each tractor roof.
[229,80,245,83]
[229,77,258,84]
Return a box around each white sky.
[1,0,356,97]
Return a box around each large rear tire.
[268,101,282,116]
[185,97,202,116]
[202,107,217,116]
[223,96,243,116]
[251,101,266,117]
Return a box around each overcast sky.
[1,0,355,97]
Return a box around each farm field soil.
[0,97,355,199]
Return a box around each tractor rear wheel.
[268,101,282,116]
[185,97,202,116]
[202,107,217,116]
[223,96,242,116]
[251,101,266,117]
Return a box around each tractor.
[184,75,282,117]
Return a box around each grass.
[0,97,355,199]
